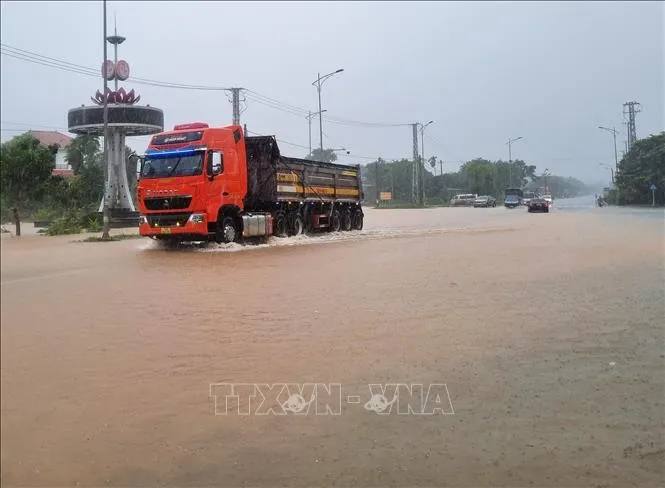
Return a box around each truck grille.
[146,213,192,227]
[143,196,192,210]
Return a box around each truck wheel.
[289,214,304,236]
[274,212,288,237]
[341,209,352,231]
[352,211,364,230]
[216,216,238,243]
[330,210,341,232]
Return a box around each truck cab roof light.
[173,122,209,131]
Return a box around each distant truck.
[136,123,364,243]
[521,190,536,206]
[504,188,523,208]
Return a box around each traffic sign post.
[650,184,657,207]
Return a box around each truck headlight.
[188,213,205,224]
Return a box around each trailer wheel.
[216,216,238,244]
[352,210,364,230]
[330,209,341,232]
[274,212,288,237]
[341,209,352,231]
[289,214,304,236]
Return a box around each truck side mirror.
[208,152,223,180]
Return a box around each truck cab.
[137,123,249,242]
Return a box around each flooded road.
[2,204,664,487]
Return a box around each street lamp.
[419,121,434,206]
[506,136,523,187]
[599,162,614,185]
[541,168,551,194]
[598,126,619,170]
[312,68,344,155]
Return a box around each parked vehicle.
[473,195,497,208]
[527,198,550,213]
[451,193,477,206]
[542,194,553,205]
[137,123,364,243]
[504,188,523,208]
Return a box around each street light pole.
[506,136,523,187]
[317,75,323,154]
[101,0,111,240]
[312,69,344,158]
[599,163,614,185]
[598,126,619,170]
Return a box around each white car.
[522,191,536,206]
[542,194,553,205]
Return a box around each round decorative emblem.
[115,60,130,81]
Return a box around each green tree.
[306,148,339,163]
[65,135,104,210]
[0,134,56,215]
[613,132,665,205]
[66,135,100,173]
[460,158,496,195]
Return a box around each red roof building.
[27,130,74,178]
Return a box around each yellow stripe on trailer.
[335,188,360,196]
[287,185,359,197]
[341,170,358,177]
[277,172,299,183]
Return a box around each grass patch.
[79,233,142,243]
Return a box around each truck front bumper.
[139,213,209,239]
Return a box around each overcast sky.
[1,1,663,184]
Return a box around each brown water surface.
[1,206,664,486]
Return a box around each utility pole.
[411,123,419,203]
[421,127,425,206]
[306,110,326,156]
[375,158,381,207]
[317,75,323,154]
[418,121,434,206]
[623,101,641,150]
[308,111,312,156]
[231,88,242,125]
[101,0,111,240]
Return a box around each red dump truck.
[136,123,364,243]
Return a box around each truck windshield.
[141,153,203,179]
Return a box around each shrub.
[45,213,83,236]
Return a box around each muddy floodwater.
[1,204,664,487]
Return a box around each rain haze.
[2,3,665,487]
[1,1,662,183]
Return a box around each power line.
[245,88,410,128]
[0,43,232,91]
[1,43,421,160]
[2,42,409,128]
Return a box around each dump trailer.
[136,122,364,243]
